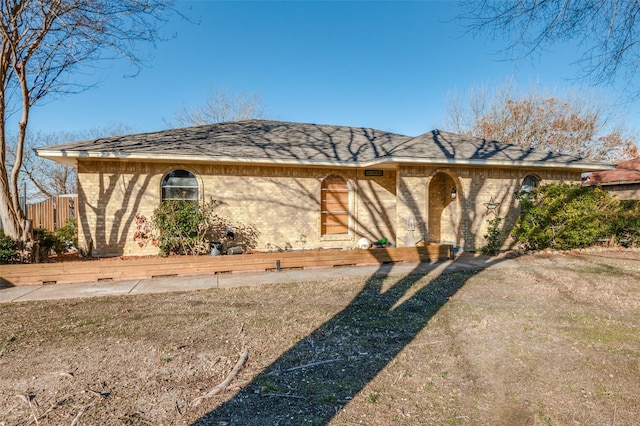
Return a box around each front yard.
[1,250,639,425]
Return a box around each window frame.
[161,169,200,202]
[521,175,540,195]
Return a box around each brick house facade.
[37,120,611,257]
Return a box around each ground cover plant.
[0,251,639,425]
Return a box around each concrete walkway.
[0,253,514,303]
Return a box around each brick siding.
[76,160,581,257]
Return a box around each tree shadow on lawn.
[194,254,497,425]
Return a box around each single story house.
[36,120,611,257]
[583,157,640,200]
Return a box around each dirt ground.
[1,250,639,425]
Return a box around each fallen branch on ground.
[191,348,250,407]
[16,394,38,426]
[70,403,93,426]
[229,378,253,390]
[33,395,71,424]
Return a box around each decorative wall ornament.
[399,217,423,246]
[483,196,501,215]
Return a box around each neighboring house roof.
[37,119,612,171]
[584,157,640,185]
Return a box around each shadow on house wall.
[77,164,153,257]
[73,123,578,256]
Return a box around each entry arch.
[427,170,463,247]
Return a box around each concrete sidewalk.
[0,253,513,303]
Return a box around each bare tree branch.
[441,80,639,162]
[0,0,175,243]
[166,87,268,128]
[7,124,134,201]
[460,0,640,93]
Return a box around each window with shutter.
[321,175,349,235]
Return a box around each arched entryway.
[428,172,461,246]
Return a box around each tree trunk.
[0,184,23,241]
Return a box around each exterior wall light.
[450,187,457,199]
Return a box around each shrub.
[610,200,640,247]
[133,212,157,248]
[135,199,259,256]
[205,213,259,253]
[33,227,67,259]
[478,216,503,255]
[512,183,617,250]
[0,230,19,264]
[152,200,210,256]
[54,219,78,252]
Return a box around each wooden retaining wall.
[0,244,451,287]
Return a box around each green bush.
[134,199,259,256]
[33,228,66,259]
[54,219,78,252]
[0,230,19,264]
[610,200,640,247]
[512,183,617,250]
[478,216,503,255]
[152,200,210,256]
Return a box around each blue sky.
[26,0,639,138]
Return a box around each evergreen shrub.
[0,230,18,264]
[512,183,618,250]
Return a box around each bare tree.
[21,132,77,200]
[442,81,639,162]
[461,1,640,90]
[0,0,173,243]
[167,87,268,127]
[8,124,134,201]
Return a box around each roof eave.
[371,156,614,171]
[36,150,369,168]
[587,180,640,186]
[36,150,613,171]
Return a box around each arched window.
[161,170,199,201]
[521,175,539,194]
[321,175,349,235]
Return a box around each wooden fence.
[27,195,77,231]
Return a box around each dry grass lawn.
[1,250,639,425]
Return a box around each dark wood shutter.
[321,175,349,235]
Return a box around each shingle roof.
[36,119,612,171]
[389,130,594,165]
[38,120,405,165]
[584,157,640,185]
